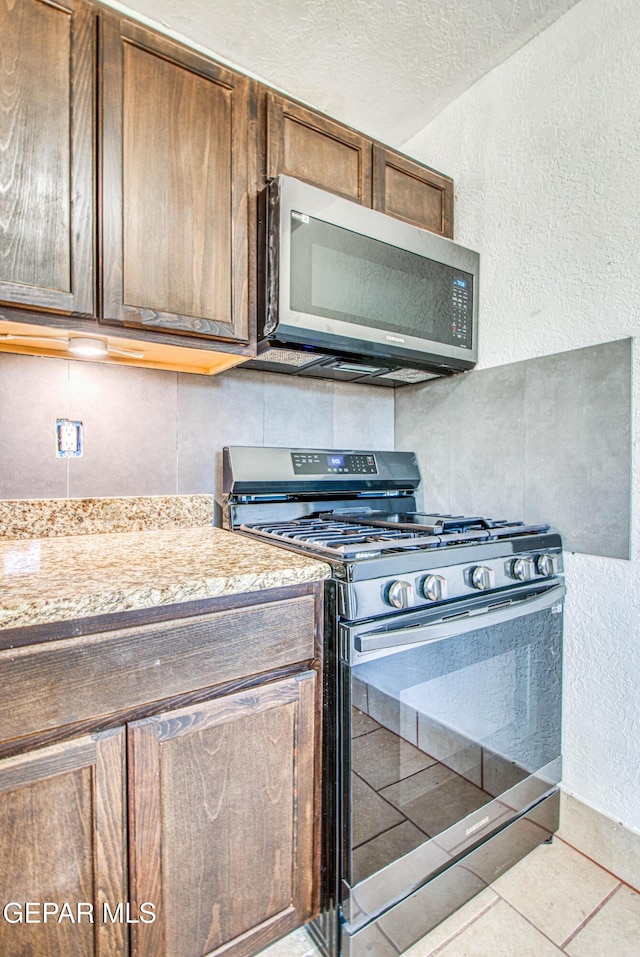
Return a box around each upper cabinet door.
[100,17,251,343]
[267,93,372,205]
[373,146,454,239]
[0,0,95,317]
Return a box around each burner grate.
[239,513,550,560]
[240,517,441,558]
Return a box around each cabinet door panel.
[0,0,94,315]
[129,672,317,957]
[0,730,127,957]
[373,146,454,238]
[267,93,372,205]
[101,17,250,342]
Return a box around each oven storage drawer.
[341,755,561,928]
[341,791,560,957]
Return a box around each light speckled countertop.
[0,493,214,539]
[0,526,331,632]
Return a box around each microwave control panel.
[451,277,472,346]
[291,452,378,475]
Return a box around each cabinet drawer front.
[0,595,317,744]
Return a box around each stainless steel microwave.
[243,175,479,387]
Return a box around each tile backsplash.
[396,338,632,559]
[1,339,631,558]
[0,354,395,509]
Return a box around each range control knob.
[512,557,535,581]
[470,565,495,591]
[536,553,558,577]
[421,574,448,602]
[385,580,414,609]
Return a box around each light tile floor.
[258,836,640,957]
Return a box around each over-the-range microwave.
[243,174,479,387]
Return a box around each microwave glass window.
[290,214,473,349]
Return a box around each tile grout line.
[488,867,625,955]
[66,357,71,498]
[175,372,180,494]
[558,882,622,950]
[487,885,571,953]
[555,833,640,894]
[424,894,501,956]
[349,770,430,850]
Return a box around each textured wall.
[402,0,640,830]
[0,354,395,513]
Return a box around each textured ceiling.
[103,0,583,146]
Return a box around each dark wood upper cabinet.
[372,145,454,238]
[100,16,252,343]
[0,729,127,957]
[265,93,453,238]
[128,671,317,957]
[0,0,95,317]
[0,0,454,368]
[266,93,372,205]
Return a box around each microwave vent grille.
[377,368,441,384]
[258,348,326,368]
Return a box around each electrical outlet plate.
[56,419,83,458]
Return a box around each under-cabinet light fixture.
[0,332,144,360]
[67,337,109,358]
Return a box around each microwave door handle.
[353,583,566,655]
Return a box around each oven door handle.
[351,583,566,655]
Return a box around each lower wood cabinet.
[0,729,128,957]
[129,672,317,957]
[0,584,323,957]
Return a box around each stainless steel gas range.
[223,447,564,957]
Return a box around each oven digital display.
[291,452,378,475]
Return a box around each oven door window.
[345,602,562,890]
[289,213,473,349]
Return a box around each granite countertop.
[0,524,331,632]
